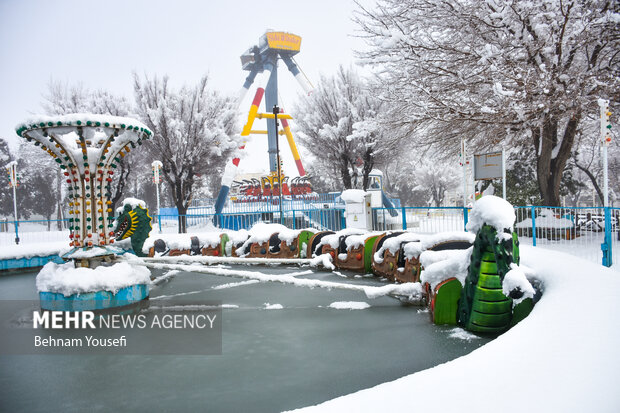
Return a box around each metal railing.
[156,208,345,233]
[372,207,467,234]
[1,206,618,269]
[0,218,70,245]
[370,206,618,269]
[513,206,619,268]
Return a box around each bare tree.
[294,66,400,190]
[133,74,239,232]
[41,80,139,212]
[355,0,619,205]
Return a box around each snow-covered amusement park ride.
[15,114,154,310]
[213,31,314,218]
[121,194,537,335]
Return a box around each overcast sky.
[0,0,372,175]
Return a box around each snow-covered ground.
[292,246,620,413]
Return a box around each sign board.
[474,151,503,180]
[265,32,301,52]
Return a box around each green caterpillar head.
[113,202,152,256]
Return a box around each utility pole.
[152,160,163,233]
[598,98,613,267]
[6,161,20,244]
[273,105,284,225]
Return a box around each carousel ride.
[15,114,153,310]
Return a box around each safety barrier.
[0,219,70,245]
[1,206,617,269]
[371,206,618,269]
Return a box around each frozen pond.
[0,265,491,412]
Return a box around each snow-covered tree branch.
[354,0,619,205]
[133,74,239,232]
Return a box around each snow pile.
[374,232,423,263]
[315,228,367,252]
[328,301,371,310]
[362,282,424,301]
[419,248,473,290]
[447,328,480,342]
[226,229,249,256]
[280,227,316,244]
[142,232,223,254]
[0,241,67,260]
[62,246,124,259]
[402,242,424,261]
[340,189,369,203]
[212,280,259,290]
[264,303,284,310]
[36,260,151,296]
[345,232,384,251]
[310,253,335,270]
[115,197,147,215]
[502,264,536,305]
[293,246,620,412]
[236,223,291,257]
[466,195,516,233]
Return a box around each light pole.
[598,98,613,267]
[152,160,163,233]
[273,105,284,225]
[6,161,20,244]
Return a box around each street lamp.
[152,160,163,233]
[6,161,20,244]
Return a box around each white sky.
[0,0,372,176]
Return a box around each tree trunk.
[110,160,131,213]
[177,202,187,233]
[361,150,374,191]
[340,154,352,189]
[534,112,580,206]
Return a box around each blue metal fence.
[1,205,618,269]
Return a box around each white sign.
[474,151,503,180]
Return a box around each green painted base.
[432,278,462,325]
